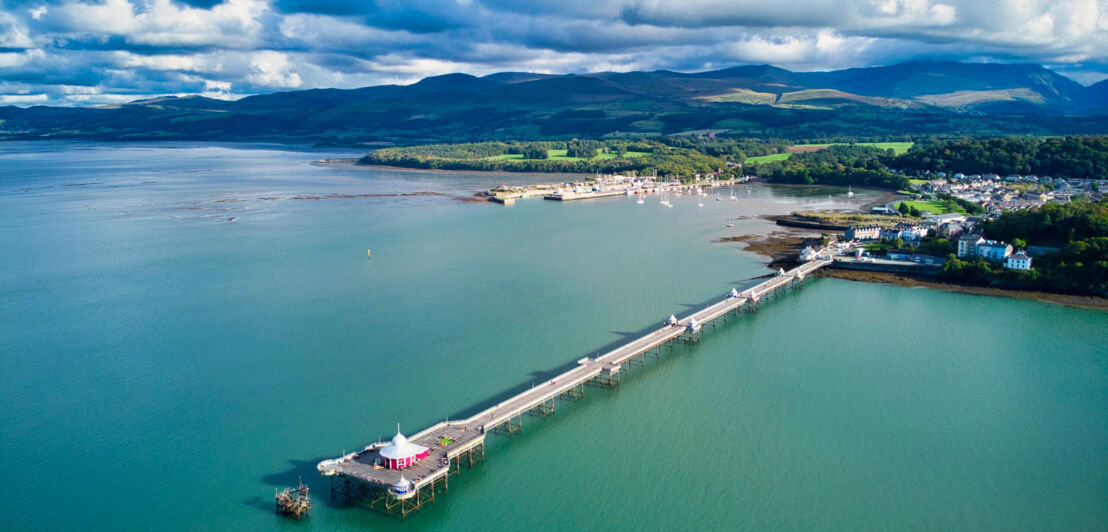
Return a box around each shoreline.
[860,188,912,211]
[816,268,1108,310]
[721,232,1108,310]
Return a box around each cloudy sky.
[1,0,1106,106]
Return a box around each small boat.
[636,197,644,204]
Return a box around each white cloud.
[0,93,50,104]
[246,50,302,88]
[43,0,267,48]
[115,51,223,73]
[0,11,36,48]
[0,48,45,68]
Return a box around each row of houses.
[843,220,1033,271]
[957,234,1033,270]
[845,223,930,242]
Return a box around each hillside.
[1,61,1106,144]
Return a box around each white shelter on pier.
[379,429,430,470]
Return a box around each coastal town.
[911,172,1106,214]
[480,172,752,204]
[805,214,1036,275]
[819,169,1106,278]
[477,166,1103,287]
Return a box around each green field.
[487,149,651,162]
[857,142,914,154]
[745,141,914,164]
[790,141,915,154]
[744,152,792,164]
[896,199,965,215]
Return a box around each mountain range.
[2,61,1106,144]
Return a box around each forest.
[891,137,1108,179]
[749,145,909,189]
[360,140,740,180]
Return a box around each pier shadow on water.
[445,274,781,422]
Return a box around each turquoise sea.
[1,142,1105,530]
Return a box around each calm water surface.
[1,142,1105,530]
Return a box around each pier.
[317,259,831,518]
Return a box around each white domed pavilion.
[379,429,429,470]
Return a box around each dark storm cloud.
[0,0,1105,106]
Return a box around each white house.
[1006,251,1033,270]
[799,246,818,262]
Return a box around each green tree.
[522,145,549,159]
[898,202,910,215]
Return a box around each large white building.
[1006,251,1033,270]
[957,235,985,258]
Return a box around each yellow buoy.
[366,249,372,258]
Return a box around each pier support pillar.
[589,370,621,388]
[529,398,555,417]
[494,414,522,435]
[559,382,584,401]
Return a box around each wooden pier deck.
[318,258,831,517]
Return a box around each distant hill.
[795,61,1089,110]
[1,61,1106,144]
[1085,79,1108,111]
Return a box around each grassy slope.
[698,88,778,105]
[745,152,792,164]
[915,88,1047,108]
